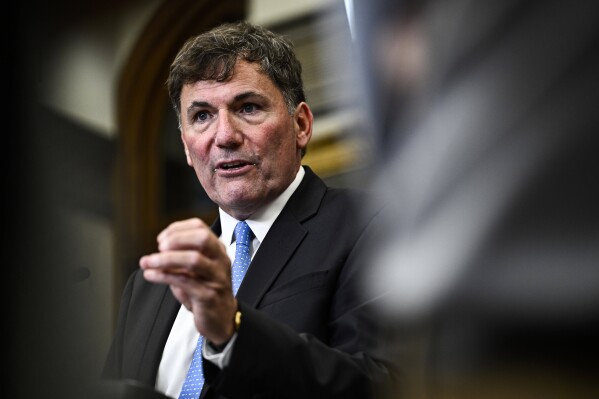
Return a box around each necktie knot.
[234,221,252,247]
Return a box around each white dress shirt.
[155,167,305,398]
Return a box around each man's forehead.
[189,60,267,87]
[181,62,280,104]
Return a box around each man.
[103,21,395,399]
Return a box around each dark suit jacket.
[103,167,396,398]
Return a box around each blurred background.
[8,0,599,398]
[353,1,599,398]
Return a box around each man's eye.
[241,104,257,113]
[195,111,209,121]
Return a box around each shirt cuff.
[202,332,238,369]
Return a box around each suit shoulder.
[323,185,385,217]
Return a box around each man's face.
[180,60,313,219]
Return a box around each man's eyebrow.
[234,91,268,102]
[185,92,268,116]
[187,101,212,111]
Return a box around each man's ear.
[181,133,193,166]
[294,102,313,151]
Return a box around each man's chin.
[216,192,264,219]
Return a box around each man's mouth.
[215,160,256,171]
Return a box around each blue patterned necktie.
[231,221,253,295]
[178,221,253,399]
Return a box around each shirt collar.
[219,166,305,245]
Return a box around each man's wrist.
[207,339,230,353]
[207,309,241,353]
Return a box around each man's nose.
[214,111,243,148]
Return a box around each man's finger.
[157,217,207,241]
[158,228,225,258]
[140,251,207,278]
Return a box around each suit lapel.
[236,167,327,307]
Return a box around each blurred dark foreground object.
[351,0,599,398]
